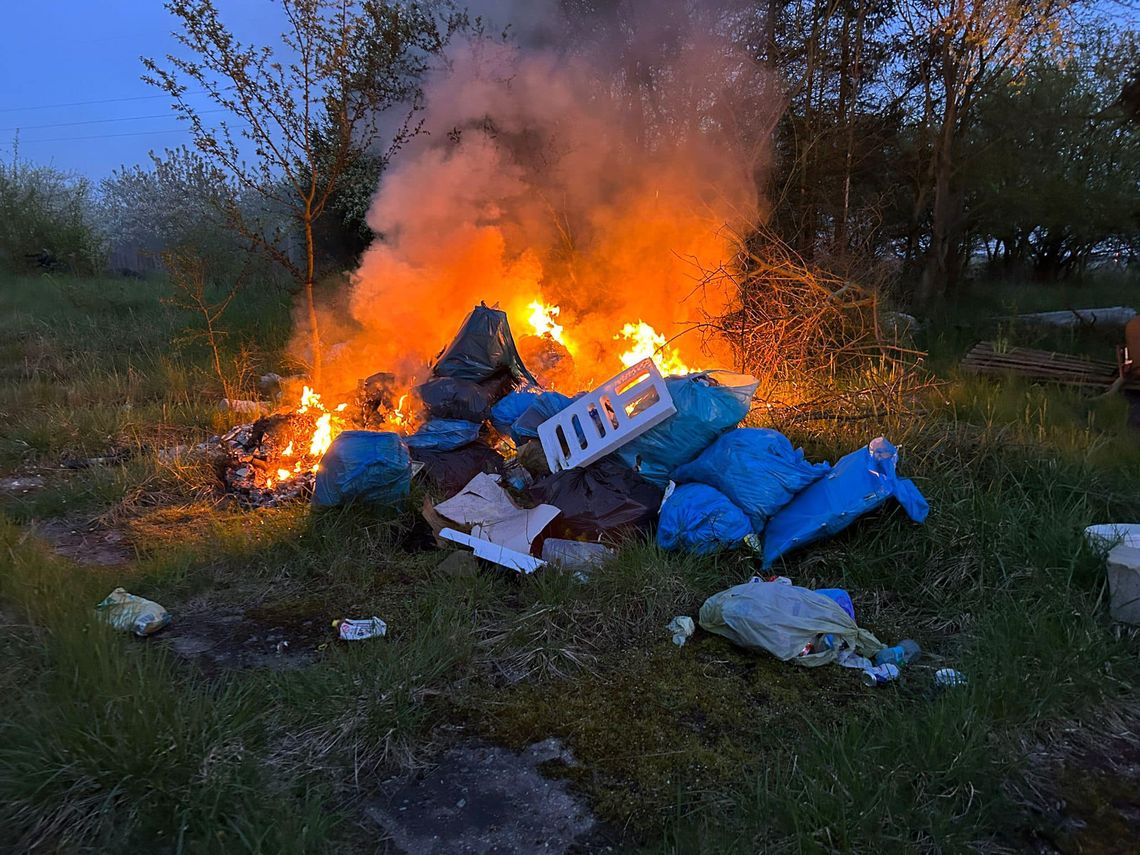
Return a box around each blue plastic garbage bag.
[815,588,855,621]
[510,391,574,443]
[313,431,411,508]
[490,389,541,437]
[617,371,758,487]
[761,437,929,567]
[405,419,481,451]
[657,483,752,554]
[673,428,830,531]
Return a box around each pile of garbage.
[304,303,929,575]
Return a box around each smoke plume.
[318,0,776,397]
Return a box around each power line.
[0,108,226,133]
[0,89,214,114]
[28,123,248,144]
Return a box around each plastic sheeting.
[673,428,830,531]
[657,483,752,554]
[431,305,537,384]
[526,456,663,540]
[761,436,929,567]
[617,371,758,487]
[313,430,411,507]
[405,419,482,451]
[699,580,884,666]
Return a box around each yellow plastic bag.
[95,588,171,636]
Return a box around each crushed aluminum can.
[861,663,900,686]
[334,616,387,641]
[934,668,967,687]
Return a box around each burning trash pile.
[204,300,942,686]
[212,302,928,573]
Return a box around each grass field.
[1,272,1138,853]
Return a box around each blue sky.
[0,1,274,178]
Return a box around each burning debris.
[217,386,349,506]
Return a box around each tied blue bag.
[673,428,830,531]
[657,483,753,554]
[761,437,928,567]
[509,391,574,444]
[617,371,758,487]
[490,389,541,437]
[313,431,411,507]
[405,419,481,451]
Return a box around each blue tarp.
[617,371,758,487]
[673,428,830,531]
[312,431,411,508]
[404,419,482,451]
[657,483,753,554]
[761,437,929,567]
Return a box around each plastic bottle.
[872,639,920,667]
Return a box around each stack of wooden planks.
[961,341,1140,391]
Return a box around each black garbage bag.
[411,443,505,496]
[417,371,518,423]
[432,305,537,385]
[525,456,664,540]
[418,377,494,422]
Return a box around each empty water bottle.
[873,639,920,667]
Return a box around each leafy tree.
[0,144,104,275]
[144,0,461,384]
[963,32,1140,278]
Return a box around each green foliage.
[964,31,1140,277]
[0,146,105,274]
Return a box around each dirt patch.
[157,601,331,674]
[365,739,603,854]
[33,518,135,567]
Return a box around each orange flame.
[528,300,565,344]
[617,321,694,376]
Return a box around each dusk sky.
[0,1,275,178]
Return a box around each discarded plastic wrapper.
[861,663,900,686]
[95,587,171,637]
[538,358,676,472]
[434,472,560,554]
[934,668,968,687]
[667,616,695,647]
[440,527,545,574]
[335,616,387,640]
[541,538,615,571]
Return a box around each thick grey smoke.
[322,0,776,393]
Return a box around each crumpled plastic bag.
[666,616,695,646]
[313,430,411,507]
[405,419,481,451]
[431,305,536,384]
[411,443,505,495]
[617,371,758,487]
[96,588,171,636]
[698,580,884,666]
[761,436,929,567]
[657,483,752,554]
[526,456,663,539]
[673,428,830,531]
